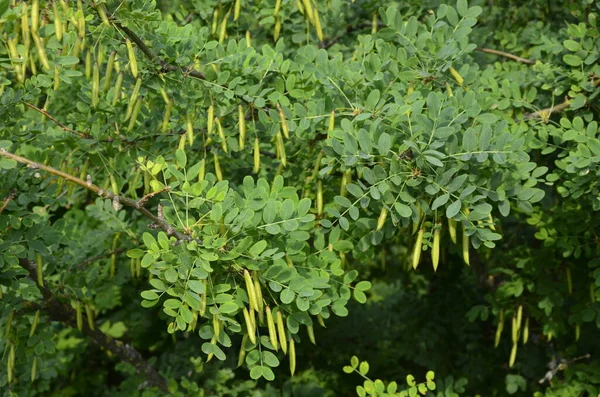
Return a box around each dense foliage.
[1,0,599,396]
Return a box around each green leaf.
[446,200,462,218]
[394,202,412,218]
[359,361,369,376]
[563,54,582,66]
[377,133,391,155]
[175,148,187,168]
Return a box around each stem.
[476,47,535,65]
[524,98,570,120]
[24,102,91,138]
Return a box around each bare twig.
[76,248,128,269]
[0,189,17,214]
[0,149,194,243]
[24,102,91,138]
[320,22,373,50]
[138,186,171,208]
[19,258,168,392]
[524,98,570,120]
[476,47,535,65]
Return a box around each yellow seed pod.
[575,323,580,342]
[296,0,304,14]
[566,267,572,295]
[447,217,457,244]
[32,33,50,71]
[511,316,518,344]
[125,78,142,121]
[462,228,470,266]
[307,324,316,345]
[103,51,116,92]
[376,207,388,231]
[274,0,282,15]
[219,11,230,43]
[316,180,323,216]
[7,344,15,383]
[186,112,195,146]
[72,36,83,60]
[91,61,100,107]
[245,31,252,47]
[206,335,217,362]
[214,152,223,181]
[237,334,248,367]
[432,224,441,272]
[317,313,326,327]
[234,0,241,21]
[276,132,286,166]
[249,304,256,330]
[215,117,227,153]
[76,0,85,37]
[301,0,315,24]
[412,227,424,269]
[75,301,83,331]
[162,100,172,133]
[277,104,290,139]
[21,3,31,49]
[213,313,220,338]
[449,66,464,86]
[35,253,44,287]
[274,17,281,41]
[207,104,215,134]
[127,96,143,131]
[445,82,453,97]
[328,110,336,133]
[412,203,422,235]
[243,306,256,344]
[85,304,95,330]
[97,3,111,27]
[509,343,517,367]
[238,105,246,149]
[494,309,504,348]
[244,269,258,312]
[516,305,523,329]
[29,310,40,337]
[371,12,378,34]
[313,7,323,41]
[31,0,39,34]
[487,213,496,231]
[53,3,63,42]
[211,7,220,35]
[31,355,37,383]
[53,64,61,91]
[266,306,278,351]
[200,285,207,316]
[289,337,296,376]
[277,309,288,354]
[522,317,529,344]
[251,137,260,174]
[252,272,263,313]
[126,39,138,78]
[197,158,206,181]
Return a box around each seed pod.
[75,301,83,331]
[316,180,323,216]
[412,202,422,235]
[198,159,206,181]
[213,313,220,338]
[487,213,496,231]
[371,12,378,34]
[253,272,263,313]
[31,355,37,382]
[161,100,172,133]
[200,282,207,316]
[72,36,83,59]
[245,31,252,47]
[249,303,256,329]
[509,343,517,367]
[243,307,256,344]
[125,39,138,78]
[412,227,425,269]
[234,0,241,21]
[447,217,457,244]
[328,110,336,133]
[575,323,580,342]
[317,313,326,327]
[277,309,288,354]
[566,267,572,295]
[432,224,441,272]
[449,66,464,86]
[96,3,111,27]
[238,105,246,149]
[97,42,104,66]
[340,170,349,197]
[289,337,296,376]
[32,33,50,71]
[127,96,143,131]
[307,324,316,345]
[53,64,61,91]
[516,305,523,329]
[511,316,518,343]
[301,0,315,24]
[215,117,227,153]
[85,304,95,330]
[313,7,323,41]
[207,104,215,134]
[276,132,286,166]
[103,51,116,92]
[35,252,44,287]
[29,310,40,337]
[206,335,217,362]
[7,344,14,383]
[211,7,220,35]
[77,0,85,37]
[213,152,223,181]
[91,61,100,107]
[376,206,388,231]
[31,0,39,34]
[253,137,260,174]
[266,306,278,351]
[244,269,258,312]
[53,3,63,42]
[186,111,195,146]
[445,82,453,97]
[274,16,281,41]
[125,78,142,121]
[107,72,123,107]
[522,317,529,344]
[277,104,290,139]
[218,11,230,43]
[494,309,504,348]
[462,228,470,266]
[274,0,281,15]
[237,334,248,367]
[110,232,120,277]
[21,3,31,49]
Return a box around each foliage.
[0,0,599,396]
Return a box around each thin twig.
[18,258,168,392]
[476,47,535,65]
[138,186,171,208]
[0,189,17,214]
[320,22,373,50]
[24,102,91,138]
[524,98,570,120]
[76,247,128,269]
[0,149,194,243]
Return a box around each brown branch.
[138,186,171,208]
[476,47,535,65]
[76,247,128,270]
[0,189,17,214]
[320,22,373,50]
[0,149,194,243]
[24,102,91,138]
[524,98,571,120]
[18,258,168,392]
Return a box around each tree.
[1,0,599,396]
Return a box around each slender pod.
[103,51,116,92]
[32,33,50,70]
[253,137,260,174]
[376,207,388,231]
[21,3,31,49]
[75,301,83,331]
[243,307,256,344]
[126,39,138,78]
[274,0,281,15]
[213,313,220,338]
[289,337,296,375]
[216,117,227,153]
[244,269,258,312]
[127,96,143,131]
[91,61,100,107]
[266,306,278,350]
[29,310,40,337]
[462,228,470,266]
[85,304,95,330]
[112,71,123,106]
[53,2,63,42]
[35,253,44,287]
[412,227,425,269]
[448,217,457,244]
[509,343,517,367]
[96,3,111,27]
[252,272,263,313]
[238,105,246,149]
[219,11,231,43]
[277,104,290,139]
[316,180,323,216]
[307,324,316,345]
[234,0,241,21]
[237,334,248,367]
[162,100,172,133]
[31,355,37,382]
[125,78,142,121]
[449,66,464,86]
[494,309,504,348]
[186,112,195,146]
[7,344,15,383]
[523,317,529,344]
[277,309,287,354]
[214,153,223,181]
[31,0,39,34]
[432,223,441,272]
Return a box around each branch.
[0,149,194,243]
[476,47,535,65]
[320,22,373,50]
[24,102,91,139]
[76,247,128,270]
[1,189,17,214]
[524,98,570,120]
[18,258,169,393]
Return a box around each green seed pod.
[266,306,278,351]
[96,3,111,27]
[277,309,287,354]
[31,356,37,383]
[112,71,124,107]
[29,310,40,337]
[234,0,241,21]
[253,137,260,174]
[31,0,39,34]
[91,61,100,107]
[103,50,116,92]
[85,304,95,330]
[32,33,50,70]
[161,100,172,133]
[412,227,424,269]
[289,337,296,375]
[238,105,246,150]
[125,77,142,121]
[237,334,248,367]
[307,324,316,345]
[213,152,223,181]
[21,3,31,49]
[243,307,256,344]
